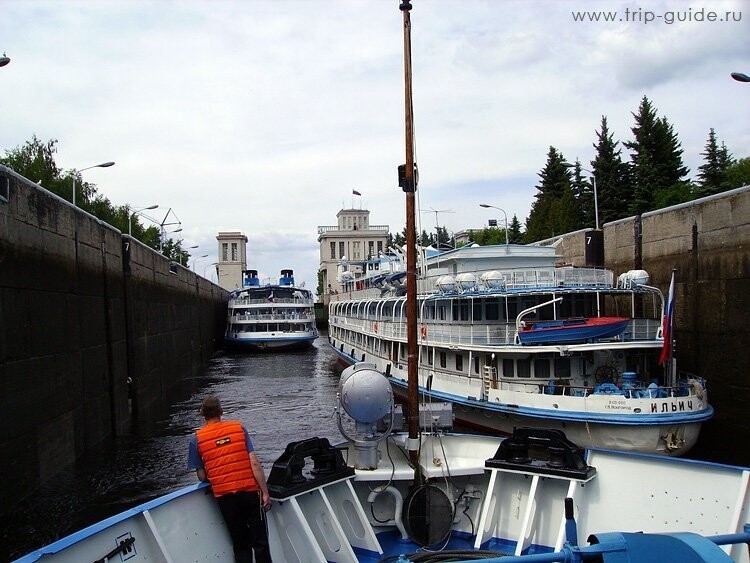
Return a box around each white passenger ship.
[328,244,713,455]
[225,269,318,350]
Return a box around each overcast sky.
[2,0,748,291]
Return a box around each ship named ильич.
[328,243,713,456]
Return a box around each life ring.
[420,325,427,339]
[374,322,379,333]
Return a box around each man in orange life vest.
[187,395,272,562]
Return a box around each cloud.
[1,0,748,295]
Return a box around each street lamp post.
[160,227,182,251]
[181,245,199,266]
[72,161,115,207]
[192,254,209,272]
[128,204,158,236]
[479,204,509,246]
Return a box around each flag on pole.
[658,270,676,366]
[352,189,361,196]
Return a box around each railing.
[231,313,315,322]
[317,224,390,234]
[330,316,661,347]
[229,297,314,306]
[487,379,705,400]
[419,266,614,294]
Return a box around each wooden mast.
[399,0,421,479]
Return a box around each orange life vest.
[196,420,258,497]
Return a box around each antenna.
[420,208,454,247]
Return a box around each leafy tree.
[1,136,187,262]
[624,96,689,214]
[591,116,630,224]
[468,227,507,246]
[724,157,750,189]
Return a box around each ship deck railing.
[332,266,621,301]
[479,378,704,399]
[229,297,314,306]
[230,313,316,321]
[331,317,661,346]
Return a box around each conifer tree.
[624,96,689,214]
[591,116,630,224]
[525,146,577,241]
[571,160,594,228]
[508,215,523,243]
[697,129,735,197]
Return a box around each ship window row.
[230,323,311,332]
[331,326,572,379]
[333,295,596,323]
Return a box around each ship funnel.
[280,269,295,286]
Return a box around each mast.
[399,0,421,477]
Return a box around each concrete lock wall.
[0,166,228,506]
[549,186,750,465]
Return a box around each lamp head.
[0,53,10,67]
[731,72,750,83]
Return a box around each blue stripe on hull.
[226,335,317,351]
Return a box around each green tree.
[591,116,630,224]
[507,215,523,243]
[696,129,735,197]
[724,157,750,189]
[419,229,431,247]
[1,136,187,262]
[525,146,578,241]
[624,96,689,214]
[570,160,594,228]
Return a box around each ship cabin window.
[455,354,463,372]
[330,242,336,259]
[400,345,406,360]
[473,301,482,321]
[368,241,374,257]
[439,351,447,368]
[383,301,394,319]
[485,300,499,321]
[474,356,480,374]
[517,359,531,378]
[437,302,447,321]
[502,358,514,377]
[554,357,571,378]
[452,300,469,321]
[534,359,550,379]
[427,349,433,366]
[377,241,383,254]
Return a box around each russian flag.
[352,189,361,196]
[658,270,676,366]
